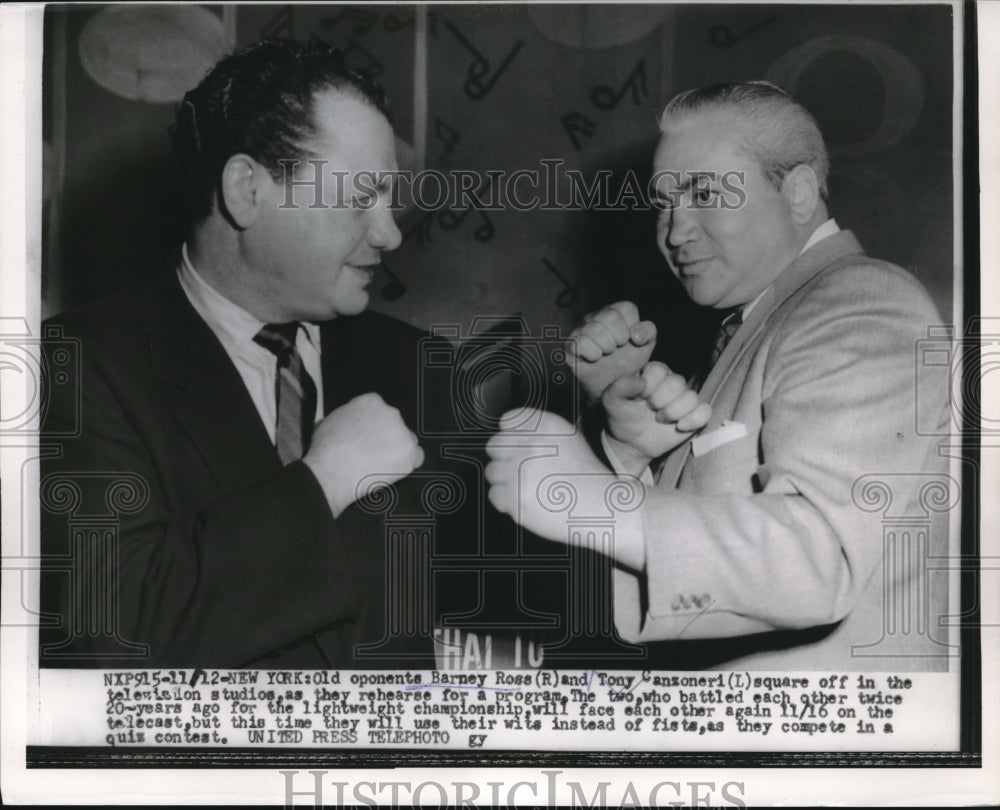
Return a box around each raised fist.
[566,301,657,402]
[603,361,711,472]
[304,392,424,517]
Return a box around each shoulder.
[777,252,942,336]
[45,258,182,338]
[44,283,147,353]
[42,270,196,388]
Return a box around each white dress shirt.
[177,244,325,443]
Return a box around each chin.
[686,279,732,309]
[335,291,370,317]
[685,284,717,308]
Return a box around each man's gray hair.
[658,80,830,202]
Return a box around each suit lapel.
[319,314,376,413]
[658,230,865,487]
[142,271,282,493]
[319,319,348,413]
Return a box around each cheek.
[657,238,680,280]
[655,218,672,258]
[703,212,744,250]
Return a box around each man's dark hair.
[170,38,391,227]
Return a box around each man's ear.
[219,154,268,229]
[781,164,821,225]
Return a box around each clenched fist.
[484,407,645,569]
[304,392,424,517]
[603,361,711,473]
[566,301,657,402]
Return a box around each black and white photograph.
[1,0,996,805]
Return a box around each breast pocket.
[684,433,761,495]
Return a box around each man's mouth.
[675,257,712,275]
[348,263,378,282]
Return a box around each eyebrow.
[680,174,723,192]
[651,173,720,199]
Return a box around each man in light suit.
[486,81,951,670]
[40,40,447,668]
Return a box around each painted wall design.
[46,3,955,379]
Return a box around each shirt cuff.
[601,430,655,486]
[600,431,651,572]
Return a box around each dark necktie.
[709,309,743,369]
[253,323,318,464]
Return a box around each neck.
[187,221,281,322]
[797,207,830,246]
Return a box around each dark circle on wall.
[828,165,911,266]
[796,51,885,147]
[766,35,925,157]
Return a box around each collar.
[178,243,321,350]
[741,218,840,319]
[800,217,840,255]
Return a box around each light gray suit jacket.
[614,231,954,670]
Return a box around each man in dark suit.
[40,40,445,669]
[486,82,951,670]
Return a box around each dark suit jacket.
[40,267,451,669]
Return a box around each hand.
[484,408,644,569]
[566,301,657,402]
[303,393,424,517]
[603,362,711,471]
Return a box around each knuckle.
[678,393,700,413]
[668,388,690,405]
[613,301,639,321]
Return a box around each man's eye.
[694,187,718,206]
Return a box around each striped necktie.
[654,308,745,481]
[709,309,743,369]
[253,323,317,464]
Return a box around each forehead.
[303,88,396,169]
[653,109,758,174]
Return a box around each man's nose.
[665,202,699,248]
[368,205,402,252]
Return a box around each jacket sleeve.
[40,338,369,668]
[614,263,950,642]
